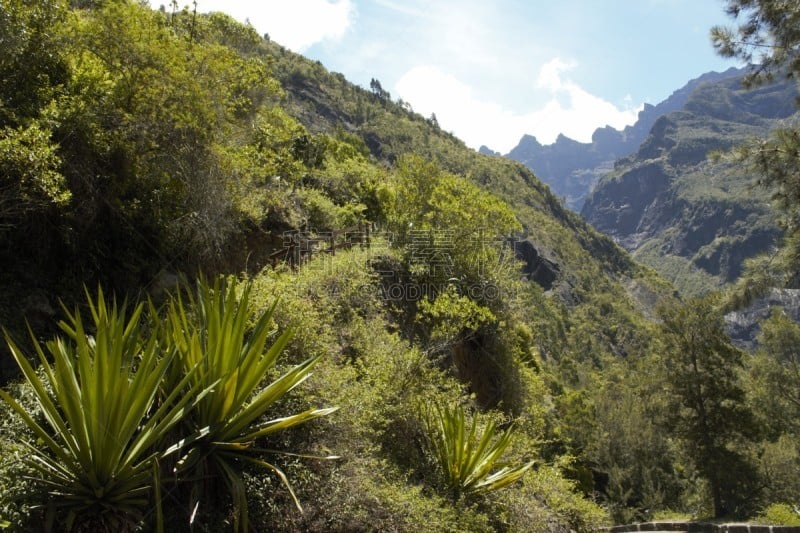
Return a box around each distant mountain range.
[580,69,798,294]
[493,67,750,211]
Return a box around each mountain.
[581,71,798,294]
[505,67,748,211]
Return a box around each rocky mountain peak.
[505,67,748,211]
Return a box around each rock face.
[514,239,560,290]
[581,71,798,294]
[505,68,747,211]
[726,289,800,349]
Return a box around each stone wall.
[603,522,800,533]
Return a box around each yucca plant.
[0,288,206,532]
[162,276,337,531]
[420,403,534,501]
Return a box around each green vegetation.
[0,0,799,530]
[633,238,723,297]
[658,296,759,518]
[162,277,337,530]
[420,403,534,500]
[0,278,335,531]
[0,289,198,531]
[756,503,800,526]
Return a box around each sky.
[194,0,739,154]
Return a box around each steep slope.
[582,72,797,295]
[0,4,675,529]
[265,40,657,295]
[505,68,746,211]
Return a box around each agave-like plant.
[0,289,206,532]
[421,403,534,501]
[162,277,337,531]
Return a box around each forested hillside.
[0,1,799,531]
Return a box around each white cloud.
[396,66,520,152]
[196,0,354,52]
[537,57,575,91]
[373,0,427,18]
[395,60,642,153]
[531,58,643,144]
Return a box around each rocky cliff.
[581,72,798,294]
[505,68,748,211]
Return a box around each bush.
[420,403,534,501]
[0,289,200,531]
[159,276,338,531]
[0,278,337,532]
[756,503,800,526]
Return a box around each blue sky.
[195,0,738,153]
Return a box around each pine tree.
[711,0,800,87]
[657,297,759,518]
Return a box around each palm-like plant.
[421,403,533,501]
[0,289,204,531]
[162,277,337,531]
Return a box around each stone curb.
[602,523,800,533]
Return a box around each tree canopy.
[711,0,800,86]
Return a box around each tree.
[657,297,759,518]
[747,311,800,506]
[0,0,72,230]
[749,310,800,436]
[712,1,800,307]
[590,370,683,523]
[369,77,390,100]
[711,0,800,87]
[0,0,68,127]
[0,123,70,226]
[383,155,521,301]
[52,1,282,275]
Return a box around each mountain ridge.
[504,67,747,210]
[581,70,798,294]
